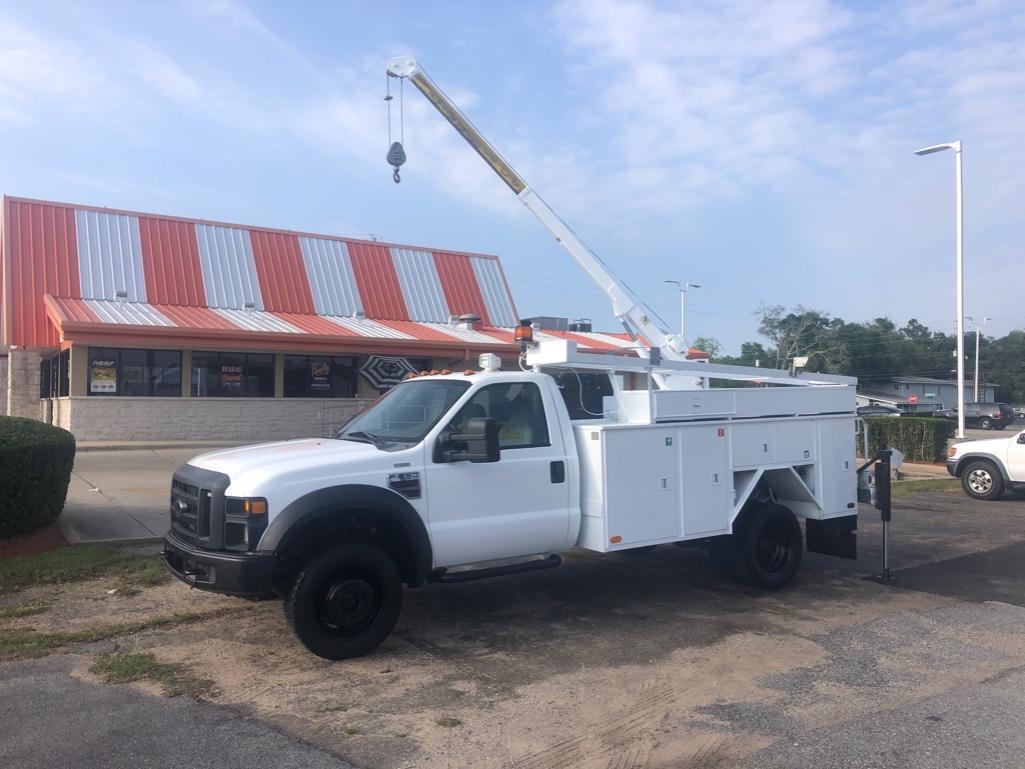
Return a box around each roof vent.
[243,300,256,312]
[351,310,366,320]
[458,313,481,331]
[114,290,128,302]
[447,314,460,326]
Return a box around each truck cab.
[164,369,582,658]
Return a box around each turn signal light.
[514,323,533,343]
[947,447,957,457]
[609,535,622,544]
[243,498,268,516]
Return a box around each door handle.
[550,460,566,484]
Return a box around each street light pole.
[663,280,701,345]
[966,316,991,403]
[916,140,965,439]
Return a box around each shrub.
[0,418,76,538]
[862,416,955,463]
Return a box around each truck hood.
[954,435,1019,455]
[188,438,385,488]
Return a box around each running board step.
[429,554,562,584]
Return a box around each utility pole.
[663,280,701,345]
[966,316,990,402]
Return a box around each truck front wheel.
[284,543,403,660]
[728,504,803,590]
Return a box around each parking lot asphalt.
[0,656,356,769]
[61,445,238,543]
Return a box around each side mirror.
[439,417,501,463]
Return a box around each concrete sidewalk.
[61,443,241,544]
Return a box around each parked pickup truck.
[164,345,860,660]
[947,429,1025,500]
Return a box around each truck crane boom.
[385,56,690,364]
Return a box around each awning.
[43,295,644,357]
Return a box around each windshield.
[335,379,470,447]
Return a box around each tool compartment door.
[681,425,732,536]
[602,428,681,546]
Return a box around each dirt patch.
[0,523,65,559]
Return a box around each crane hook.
[387,140,406,184]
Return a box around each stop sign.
[909,393,918,404]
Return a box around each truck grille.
[170,478,210,541]
[168,466,229,547]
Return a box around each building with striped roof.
[0,196,640,440]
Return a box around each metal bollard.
[874,449,893,579]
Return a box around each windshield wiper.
[341,430,389,447]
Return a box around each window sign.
[90,360,117,393]
[87,348,181,396]
[283,355,358,398]
[310,360,331,392]
[360,356,431,392]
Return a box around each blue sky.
[1,0,1023,352]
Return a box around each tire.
[727,504,803,590]
[980,418,993,430]
[960,459,1005,501]
[284,543,403,660]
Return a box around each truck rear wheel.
[727,504,803,590]
[284,543,402,660]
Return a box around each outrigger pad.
[806,515,858,560]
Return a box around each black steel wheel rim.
[316,573,380,637]
[755,521,792,574]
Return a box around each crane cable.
[385,73,406,183]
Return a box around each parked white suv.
[947,431,1025,500]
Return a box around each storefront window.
[87,348,181,397]
[39,350,70,398]
[284,355,358,398]
[191,352,274,397]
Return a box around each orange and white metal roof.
[2,196,648,357]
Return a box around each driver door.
[424,381,572,567]
[1006,431,1025,482]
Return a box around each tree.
[691,336,721,358]
[756,305,846,371]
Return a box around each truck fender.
[954,453,1009,482]
[257,484,433,586]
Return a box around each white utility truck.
[163,58,860,660]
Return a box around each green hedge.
[0,417,76,538]
[862,416,955,463]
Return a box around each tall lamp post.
[915,140,965,439]
[663,280,701,345]
[965,315,991,403]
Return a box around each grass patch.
[435,716,462,728]
[0,545,168,594]
[90,652,216,698]
[892,478,960,497]
[0,608,233,661]
[0,603,48,620]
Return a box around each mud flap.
[806,515,857,560]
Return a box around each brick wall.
[47,396,372,442]
[6,349,42,420]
